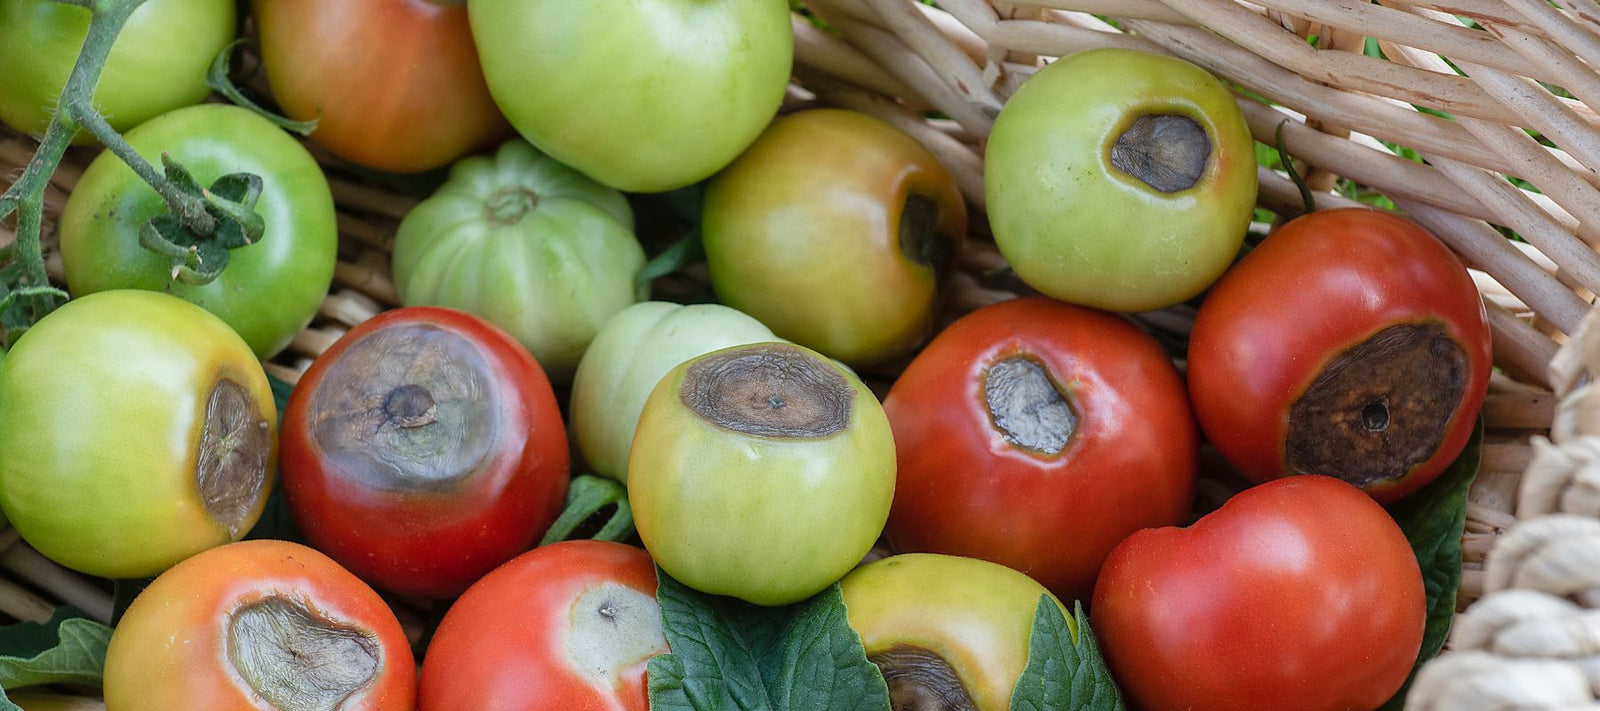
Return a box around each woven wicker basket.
[1,0,1597,706]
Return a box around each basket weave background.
[1,0,1598,706]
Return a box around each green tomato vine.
[0,0,265,348]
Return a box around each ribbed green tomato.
[59,103,338,359]
[0,290,276,579]
[0,0,234,138]
[571,301,778,483]
[629,341,895,606]
[393,140,645,383]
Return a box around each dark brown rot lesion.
[196,379,272,537]
[1286,322,1469,487]
[899,193,959,279]
[308,323,500,491]
[869,645,979,711]
[983,355,1078,456]
[1110,114,1210,193]
[680,343,853,438]
[227,596,381,711]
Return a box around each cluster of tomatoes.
[0,0,1500,710]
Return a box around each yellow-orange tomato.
[253,0,511,173]
[103,540,416,710]
[702,108,967,368]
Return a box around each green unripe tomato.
[985,48,1257,312]
[467,0,793,193]
[392,140,646,383]
[629,342,895,606]
[60,103,338,360]
[0,0,235,139]
[570,301,778,484]
[0,290,276,579]
[840,554,1069,711]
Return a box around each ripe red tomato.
[252,0,512,173]
[1092,475,1425,711]
[1187,208,1491,504]
[419,540,667,711]
[281,306,568,598]
[104,539,416,710]
[881,296,1198,602]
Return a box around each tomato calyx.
[483,185,541,226]
[308,323,499,491]
[567,582,667,687]
[983,354,1078,456]
[1110,113,1210,193]
[196,378,272,536]
[898,193,959,278]
[1286,321,1469,488]
[679,343,854,438]
[228,595,382,710]
[869,645,977,711]
[138,156,267,286]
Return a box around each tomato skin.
[1092,475,1424,711]
[702,109,967,367]
[0,0,234,139]
[1187,208,1491,503]
[59,103,338,359]
[253,0,512,173]
[103,540,415,710]
[281,306,569,599]
[0,290,276,579]
[882,296,1197,602]
[419,540,666,711]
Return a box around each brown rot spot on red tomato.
[307,323,498,492]
[196,378,271,537]
[680,344,853,439]
[868,645,978,711]
[228,596,381,711]
[1286,321,1468,488]
[982,355,1078,456]
[1110,114,1210,193]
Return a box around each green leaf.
[538,475,635,546]
[635,229,704,295]
[0,607,113,694]
[1009,598,1124,711]
[647,569,891,711]
[1378,416,1484,711]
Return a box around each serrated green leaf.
[647,569,890,711]
[538,475,634,546]
[1009,598,1124,711]
[0,607,112,693]
[1378,416,1484,711]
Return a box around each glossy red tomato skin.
[882,296,1198,602]
[1092,475,1425,711]
[419,540,664,711]
[1187,208,1491,503]
[253,0,512,173]
[281,306,568,599]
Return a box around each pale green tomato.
[467,0,793,193]
[570,301,778,483]
[0,290,276,579]
[629,342,895,606]
[392,140,645,383]
[840,554,1069,711]
[0,0,235,138]
[985,48,1256,312]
